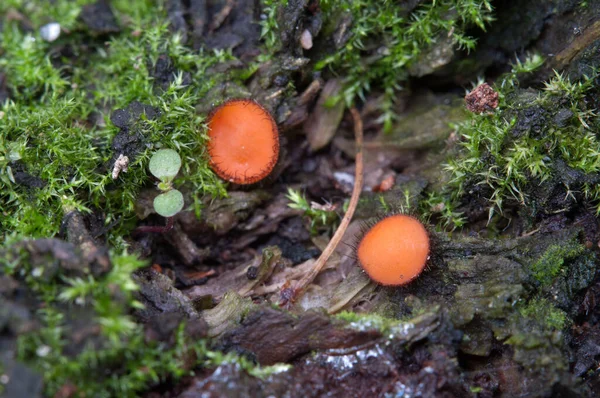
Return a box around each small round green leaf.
[149,149,182,181]
[153,189,184,217]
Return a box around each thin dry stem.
[290,107,364,301]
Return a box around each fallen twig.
[284,107,364,305]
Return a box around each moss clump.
[518,298,569,331]
[336,305,438,338]
[18,311,198,397]
[317,0,493,132]
[499,296,571,395]
[0,1,95,31]
[259,0,289,51]
[335,310,394,332]
[4,247,281,396]
[530,242,585,287]
[442,56,600,222]
[286,188,338,234]
[0,6,242,244]
[3,248,172,396]
[0,24,68,101]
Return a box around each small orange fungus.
[357,214,430,286]
[207,99,279,184]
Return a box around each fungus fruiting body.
[207,99,279,185]
[357,214,430,286]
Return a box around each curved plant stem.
[287,107,364,304]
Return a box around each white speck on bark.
[112,154,129,179]
[300,29,313,50]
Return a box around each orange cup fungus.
[207,99,279,185]
[357,214,430,286]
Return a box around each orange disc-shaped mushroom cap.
[207,99,279,185]
[357,215,430,286]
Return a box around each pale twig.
[288,108,364,303]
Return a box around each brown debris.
[163,222,210,266]
[189,0,208,46]
[80,0,120,35]
[201,191,270,236]
[63,211,112,276]
[303,79,345,151]
[133,269,199,322]
[203,292,255,337]
[280,79,323,131]
[465,83,499,114]
[143,312,207,346]
[186,247,282,302]
[548,19,600,74]
[166,0,188,41]
[197,0,261,58]
[372,174,395,192]
[5,238,102,280]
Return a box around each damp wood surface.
[2,1,600,397]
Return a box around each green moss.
[317,0,493,132]
[0,24,68,101]
[0,0,94,31]
[438,55,600,223]
[530,242,585,286]
[286,188,338,234]
[259,0,289,52]
[420,191,466,231]
[336,311,412,337]
[518,298,569,330]
[5,248,154,396]
[0,10,242,244]
[257,0,494,133]
[336,310,391,327]
[498,296,570,391]
[18,314,215,397]
[336,305,435,335]
[6,247,283,396]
